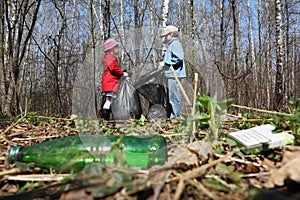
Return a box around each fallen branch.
[12,135,61,141]
[231,104,292,116]
[173,173,185,200]
[239,172,270,178]
[0,168,22,177]
[222,118,274,125]
[8,174,70,182]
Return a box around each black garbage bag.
[111,77,142,120]
[147,104,167,120]
[135,68,171,119]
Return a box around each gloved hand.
[123,71,132,77]
[158,61,169,70]
[158,61,165,69]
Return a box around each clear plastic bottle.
[8,135,167,173]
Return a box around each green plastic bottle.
[8,135,167,173]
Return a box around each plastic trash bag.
[135,68,171,119]
[146,104,167,120]
[111,77,142,120]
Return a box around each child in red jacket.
[101,39,129,121]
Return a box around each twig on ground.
[8,174,70,182]
[0,168,22,177]
[11,135,61,141]
[239,172,270,178]
[173,172,185,200]
[231,104,292,116]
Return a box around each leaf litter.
[0,111,300,199]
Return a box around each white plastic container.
[228,124,294,153]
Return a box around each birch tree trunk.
[162,0,169,28]
[247,0,257,107]
[161,0,169,57]
[90,0,97,113]
[99,0,104,40]
[120,0,125,63]
[257,0,263,107]
[189,0,195,39]
[283,0,292,101]
[231,0,240,102]
[219,0,225,85]
[149,0,156,64]
[274,0,284,109]
[231,0,240,73]
[266,1,272,109]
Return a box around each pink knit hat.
[103,39,119,52]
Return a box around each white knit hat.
[160,25,178,37]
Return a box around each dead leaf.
[168,145,198,168]
[188,140,219,162]
[264,146,300,188]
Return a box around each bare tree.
[0,0,5,115]
[103,0,111,40]
[247,0,257,107]
[274,0,284,109]
[0,0,41,116]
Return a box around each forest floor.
[0,108,300,200]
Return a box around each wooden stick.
[169,66,191,104]
[231,104,292,116]
[12,135,61,141]
[0,168,22,177]
[173,173,185,200]
[190,73,199,143]
[8,174,70,182]
[239,172,270,178]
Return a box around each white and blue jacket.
[164,38,186,78]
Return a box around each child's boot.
[101,109,110,121]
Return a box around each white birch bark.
[257,0,263,107]
[149,0,155,64]
[162,0,169,28]
[161,0,169,57]
[99,0,104,40]
[275,0,284,108]
[120,0,125,63]
[247,0,257,107]
[265,1,271,109]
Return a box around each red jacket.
[102,53,124,92]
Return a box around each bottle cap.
[8,146,22,164]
